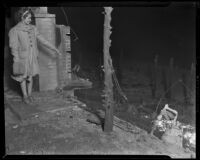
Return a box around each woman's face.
[22,13,32,25]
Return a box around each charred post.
[181,72,189,104]
[161,66,168,99]
[151,54,158,99]
[103,7,114,132]
[190,62,195,104]
[168,57,174,99]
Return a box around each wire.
[60,7,79,41]
[154,78,194,114]
[155,80,180,113]
[60,7,69,24]
[109,63,128,101]
[113,72,127,101]
[179,80,194,97]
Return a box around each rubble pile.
[152,104,196,152]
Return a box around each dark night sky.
[7,3,196,69]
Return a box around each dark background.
[4,2,196,75]
[47,3,196,69]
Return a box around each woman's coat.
[9,22,56,82]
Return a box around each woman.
[9,7,61,104]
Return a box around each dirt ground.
[4,85,195,158]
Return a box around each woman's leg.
[27,76,34,103]
[20,80,28,98]
[20,80,30,104]
[27,76,33,96]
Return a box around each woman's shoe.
[28,96,35,103]
[22,96,31,104]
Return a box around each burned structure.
[32,7,72,92]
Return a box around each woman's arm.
[35,27,61,56]
[8,28,19,62]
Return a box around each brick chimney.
[34,7,58,91]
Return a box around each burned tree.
[168,57,174,99]
[102,7,114,132]
[151,54,158,99]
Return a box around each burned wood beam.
[103,7,114,133]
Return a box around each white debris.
[144,115,149,119]
[13,125,18,129]
[81,103,86,107]
[184,132,195,144]
[73,105,82,111]
[151,104,196,152]
[20,151,26,154]
[183,127,196,150]
[152,104,178,132]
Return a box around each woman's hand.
[55,48,62,56]
[14,57,20,62]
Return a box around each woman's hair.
[15,7,34,23]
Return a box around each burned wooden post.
[190,62,195,104]
[161,66,168,99]
[181,72,189,104]
[168,57,174,99]
[151,54,158,99]
[162,57,174,99]
[102,7,114,132]
[182,73,188,105]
